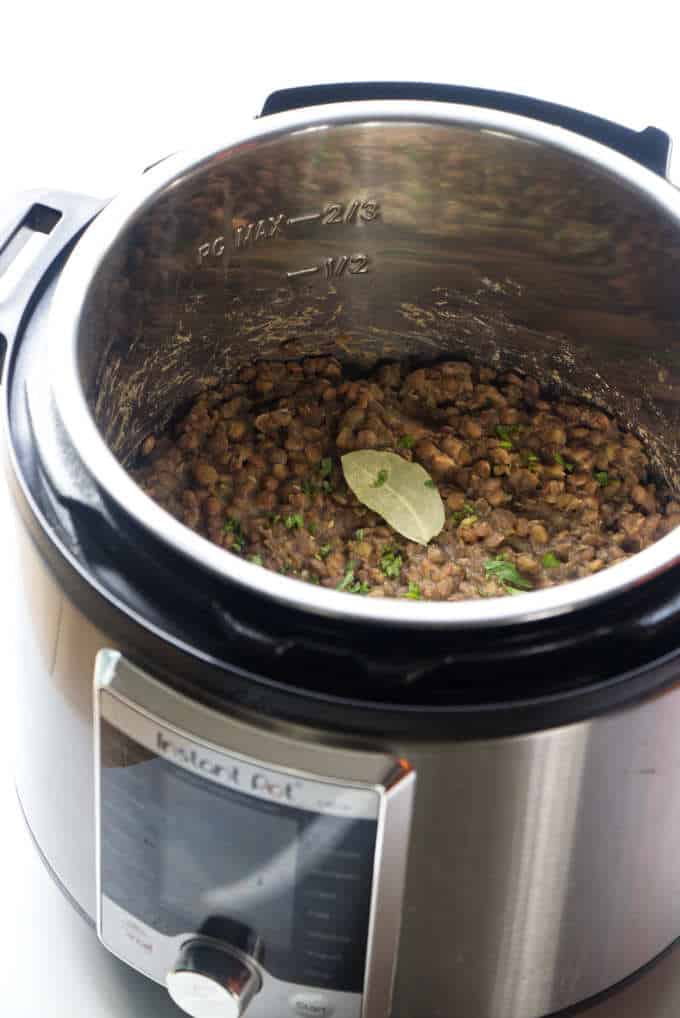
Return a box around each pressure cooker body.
[4,83,680,1018]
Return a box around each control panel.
[94,651,415,1018]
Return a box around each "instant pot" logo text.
[155,731,298,802]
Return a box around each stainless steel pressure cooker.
[3,82,680,1018]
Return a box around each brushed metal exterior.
[11,519,680,1018]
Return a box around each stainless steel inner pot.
[48,101,680,626]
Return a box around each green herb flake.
[316,544,332,560]
[249,554,263,566]
[284,513,304,530]
[321,479,334,493]
[372,468,389,488]
[268,513,282,526]
[424,479,437,489]
[223,517,245,551]
[320,457,333,478]
[458,514,479,527]
[301,480,317,497]
[484,555,533,593]
[354,529,365,540]
[405,581,422,600]
[496,424,521,449]
[336,562,368,594]
[451,503,477,525]
[542,552,561,569]
[380,546,403,579]
[526,451,540,467]
[397,434,416,449]
[594,470,609,487]
[307,522,318,535]
[554,451,574,473]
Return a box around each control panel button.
[167,939,260,1018]
[290,992,334,1017]
[167,971,240,1018]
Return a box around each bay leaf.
[341,450,445,545]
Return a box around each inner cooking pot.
[48,100,680,627]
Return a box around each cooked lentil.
[130,357,679,600]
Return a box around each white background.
[1,3,680,1014]
[2,3,680,199]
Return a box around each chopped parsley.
[316,544,332,560]
[380,546,403,579]
[405,582,422,600]
[301,480,317,496]
[249,553,263,566]
[451,503,477,526]
[354,529,365,540]
[321,479,334,493]
[554,451,574,473]
[424,479,436,489]
[496,423,521,449]
[458,513,479,527]
[594,470,609,487]
[542,552,561,568]
[307,522,317,535]
[372,468,389,488]
[336,563,369,594]
[268,513,282,526]
[223,517,245,551]
[484,555,533,593]
[397,434,416,449]
[526,451,540,467]
[284,513,304,530]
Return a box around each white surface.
[1,4,680,1015]
[1,2,680,201]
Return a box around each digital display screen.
[100,720,378,991]
[159,762,298,953]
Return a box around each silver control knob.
[167,939,261,1018]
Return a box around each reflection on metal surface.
[167,939,261,1018]
[488,730,589,1016]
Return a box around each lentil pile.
[131,357,680,600]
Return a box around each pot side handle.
[260,81,671,178]
[0,190,105,379]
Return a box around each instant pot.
[3,82,680,1018]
